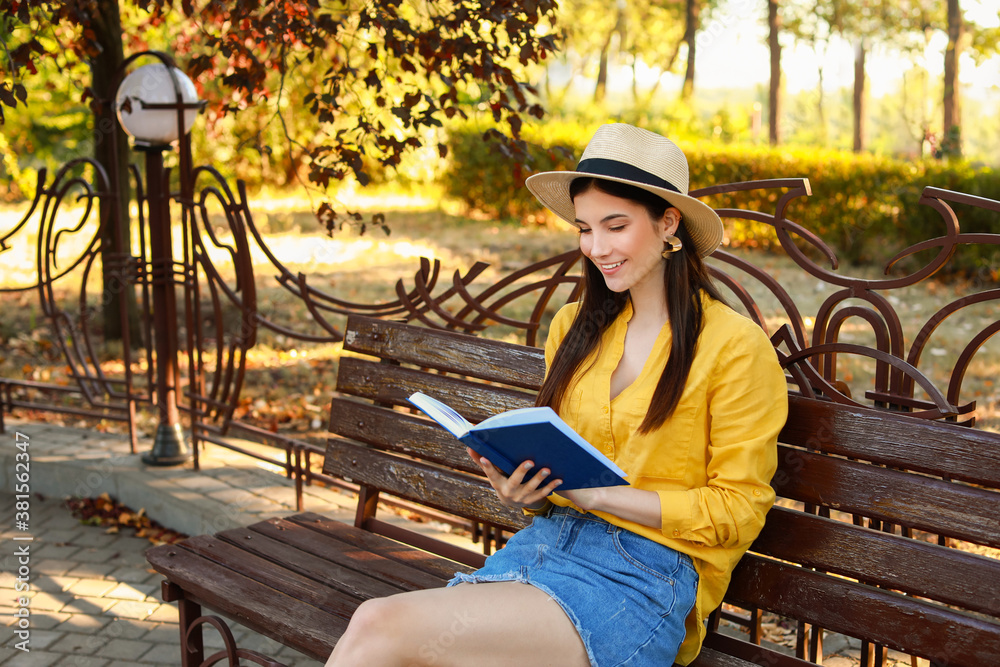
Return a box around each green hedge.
[442,121,1000,276]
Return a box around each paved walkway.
[0,419,924,666]
[0,419,407,666]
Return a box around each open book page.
[407,392,473,439]
[480,407,626,478]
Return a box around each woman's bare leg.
[325,582,590,667]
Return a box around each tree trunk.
[767,0,781,145]
[89,0,140,344]
[595,34,611,103]
[595,7,626,105]
[681,0,700,101]
[853,39,866,153]
[942,0,963,157]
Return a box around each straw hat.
[525,124,724,257]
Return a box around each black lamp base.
[142,423,191,466]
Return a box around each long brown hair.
[535,178,726,433]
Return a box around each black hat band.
[575,158,681,194]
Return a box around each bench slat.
[328,398,479,473]
[179,534,371,614]
[244,517,450,591]
[773,444,1000,548]
[336,356,536,423]
[753,506,1000,617]
[343,315,546,389]
[323,439,528,533]
[726,554,1000,665]
[782,395,1000,488]
[146,543,343,661]
[289,512,477,580]
[213,522,432,597]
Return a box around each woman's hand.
[468,448,562,512]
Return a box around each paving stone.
[169,475,232,492]
[65,579,118,598]
[53,656,110,667]
[236,631,288,657]
[143,604,178,624]
[0,650,61,666]
[65,531,118,549]
[31,545,82,561]
[102,582,157,601]
[10,628,64,650]
[22,592,71,613]
[34,528,86,545]
[53,614,112,634]
[138,623,179,644]
[69,548,126,565]
[63,564,116,579]
[32,560,77,577]
[93,638,152,660]
[0,606,18,626]
[59,595,119,615]
[131,644,179,665]
[29,576,80,594]
[75,618,156,643]
[19,612,71,631]
[101,600,159,621]
[46,632,101,655]
[32,516,81,532]
[105,567,159,585]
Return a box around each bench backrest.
[325,315,1000,665]
[728,395,1000,666]
[325,315,544,568]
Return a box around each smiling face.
[572,186,680,299]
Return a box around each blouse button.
[753,489,762,497]
[602,406,609,414]
[672,529,680,537]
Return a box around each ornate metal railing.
[2,165,998,507]
[0,159,150,450]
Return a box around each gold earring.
[661,235,683,257]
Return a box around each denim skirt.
[448,505,698,666]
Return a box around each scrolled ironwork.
[0,158,147,447]
[701,180,999,426]
[183,614,287,667]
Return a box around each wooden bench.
[146,314,1000,667]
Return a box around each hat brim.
[525,171,723,257]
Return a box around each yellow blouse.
[544,297,788,665]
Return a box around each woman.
[326,123,787,666]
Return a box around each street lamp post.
[114,54,203,466]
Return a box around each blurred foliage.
[442,119,999,276]
[0,0,559,226]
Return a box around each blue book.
[408,392,628,490]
